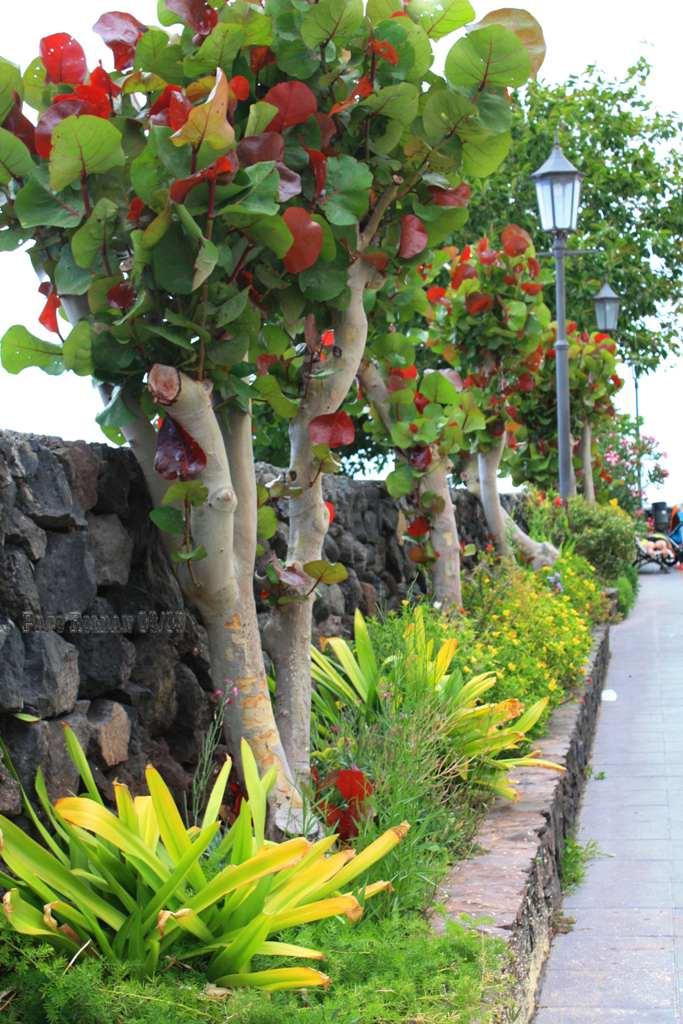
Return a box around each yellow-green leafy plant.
[0,728,407,990]
[311,609,562,800]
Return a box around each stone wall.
[0,430,491,816]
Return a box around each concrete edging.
[432,625,611,1022]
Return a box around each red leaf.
[127,196,145,221]
[330,76,373,116]
[368,39,399,65]
[450,263,477,289]
[169,153,238,203]
[154,416,207,481]
[107,282,136,311]
[398,215,427,260]
[314,112,337,151]
[321,329,335,347]
[521,282,542,295]
[516,372,535,393]
[408,545,429,564]
[3,94,36,154]
[263,81,317,133]
[428,183,471,207]
[501,224,533,257]
[407,516,430,538]
[409,446,432,470]
[256,354,278,375]
[89,65,122,98]
[93,12,147,72]
[250,46,276,75]
[54,84,112,119]
[324,500,335,524]
[40,33,87,85]
[334,768,373,802]
[35,98,89,159]
[229,75,250,101]
[527,256,541,278]
[413,391,429,414]
[305,147,327,197]
[282,207,323,274]
[309,411,355,448]
[237,131,284,165]
[361,250,389,272]
[476,237,499,265]
[426,285,446,304]
[465,292,494,316]
[149,85,192,130]
[165,0,217,38]
[38,290,61,334]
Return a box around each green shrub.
[540,550,609,625]
[615,572,637,617]
[525,491,636,582]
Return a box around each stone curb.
[431,625,611,1023]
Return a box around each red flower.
[553,496,564,507]
[466,292,494,316]
[521,282,543,296]
[38,285,61,334]
[407,516,430,538]
[127,196,145,222]
[610,374,623,389]
[334,768,373,802]
[367,38,399,65]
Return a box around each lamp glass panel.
[550,174,579,231]
[534,179,555,231]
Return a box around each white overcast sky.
[0,0,681,503]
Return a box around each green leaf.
[71,198,119,269]
[300,0,363,48]
[96,387,136,446]
[0,127,33,185]
[221,3,273,45]
[362,83,420,126]
[151,223,195,294]
[216,288,249,326]
[62,322,93,376]
[14,170,85,229]
[22,58,55,113]
[367,0,401,22]
[422,89,475,148]
[299,263,348,301]
[425,206,468,245]
[421,371,460,405]
[245,102,278,138]
[257,505,278,542]
[0,326,63,375]
[408,0,475,39]
[193,238,219,290]
[386,463,416,498]
[323,156,373,226]
[303,560,349,584]
[172,545,208,563]
[476,91,513,133]
[162,480,209,508]
[253,375,299,418]
[444,25,531,90]
[55,247,92,295]
[505,299,528,332]
[275,40,320,81]
[182,23,245,78]
[135,27,184,81]
[150,507,185,535]
[242,214,294,257]
[0,58,22,123]
[460,127,511,177]
[49,116,125,192]
[0,228,26,251]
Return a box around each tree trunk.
[146,367,302,833]
[359,360,463,609]
[580,421,596,503]
[471,438,559,569]
[265,259,374,781]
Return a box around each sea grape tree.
[0,2,541,824]
[508,324,624,503]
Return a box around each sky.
[0,0,681,501]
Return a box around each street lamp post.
[531,134,583,500]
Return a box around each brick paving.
[533,571,683,1023]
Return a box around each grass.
[560,835,602,893]
[0,916,512,1024]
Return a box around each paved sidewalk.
[534,570,683,1024]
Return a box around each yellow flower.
[507,662,517,671]
[548,680,558,692]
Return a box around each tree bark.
[147,367,302,833]
[471,438,559,569]
[580,421,596,503]
[359,360,462,608]
[265,259,374,782]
